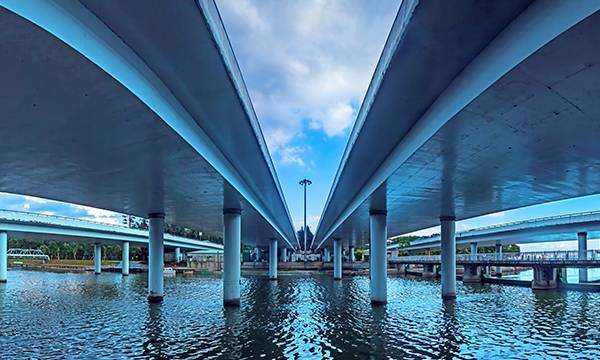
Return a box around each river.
[1,269,599,359]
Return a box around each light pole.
[299,179,312,262]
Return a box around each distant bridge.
[7,248,50,261]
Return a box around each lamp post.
[299,179,312,262]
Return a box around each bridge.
[313,0,600,304]
[390,250,600,289]
[0,209,222,280]
[0,0,297,304]
[7,248,50,261]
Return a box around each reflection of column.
[143,303,165,358]
[333,239,342,280]
[94,243,102,275]
[440,216,456,300]
[122,241,130,276]
[223,209,242,306]
[269,238,277,280]
[148,213,165,302]
[578,232,588,283]
[0,231,6,283]
[370,209,387,305]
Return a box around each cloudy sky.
[1,0,600,252]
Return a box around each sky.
[1,0,600,252]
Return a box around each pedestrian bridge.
[7,248,50,261]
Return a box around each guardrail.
[389,250,600,264]
[0,208,129,228]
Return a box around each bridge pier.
[94,243,101,275]
[223,209,242,306]
[395,263,406,274]
[175,247,181,263]
[281,247,287,262]
[370,210,387,305]
[333,239,342,280]
[470,242,477,259]
[0,231,6,283]
[349,246,355,262]
[462,265,481,283]
[324,247,331,262]
[578,232,588,283]
[495,243,502,277]
[422,264,437,278]
[148,213,165,302]
[122,241,129,276]
[532,265,557,290]
[269,238,277,280]
[440,216,456,300]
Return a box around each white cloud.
[279,146,306,167]
[216,0,401,152]
[483,212,506,218]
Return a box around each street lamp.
[299,178,312,262]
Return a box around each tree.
[355,249,365,261]
[296,226,314,251]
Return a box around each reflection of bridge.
[7,248,50,261]
[390,251,600,290]
[0,209,222,282]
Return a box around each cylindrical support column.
[148,213,165,302]
[470,242,477,260]
[0,231,7,283]
[223,209,242,306]
[94,243,102,275]
[349,246,355,262]
[269,238,277,280]
[333,239,342,280]
[122,241,130,276]
[282,247,287,262]
[578,232,588,283]
[324,247,330,262]
[440,216,456,300]
[175,247,181,263]
[495,243,502,276]
[370,209,387,305]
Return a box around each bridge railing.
[389,250,600,263]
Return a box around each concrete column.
[223,209,242,306]
[122,241,130,276]
[324,247,330,262]
[395,263,406,274]
[175,247,181,263]
[578,232,588,283]
[349,246,355,262]
[470,242,477,260]
[94,243,101,275]
[148,213,165,302]
[0,231,7,283]
[462,265,481,283]
[422,264,437,278]
[440,216,456,300]
[495,243,502,276]
[269,238,277,280]
[370,209,387,305]
[333,239,342,280]
[532,265,557,289]
[282,247,287,262]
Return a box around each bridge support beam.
[0,231,6,283]
[370,210,387,305]
[440,216,456,300]
[470,242,477,259]
[578,232,588,283]
[148,213,165,302]
[94,243,101,275]
[269,238,277,280]
[532,266,557,289]
[281,247,287,262]
[462,265,481,283]
[333,239,342,280]
[349,246,355,262]
[422,264,437,278]
[495,243,502,277]
[223,209,242,306]
[175,247,181,263]
[122,241,130,276]
[324,247,330,262]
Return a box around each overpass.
[0,0,297,304]
[313,0,600,304]
[0,209,222,280]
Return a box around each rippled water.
[1,269,600,359]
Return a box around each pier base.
[422,264,437,278]
[532,266,557,290]
[462,265,482,283]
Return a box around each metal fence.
[390,250,600,263]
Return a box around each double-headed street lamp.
[299,178,312,262]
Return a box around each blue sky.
[1,0,599,252]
